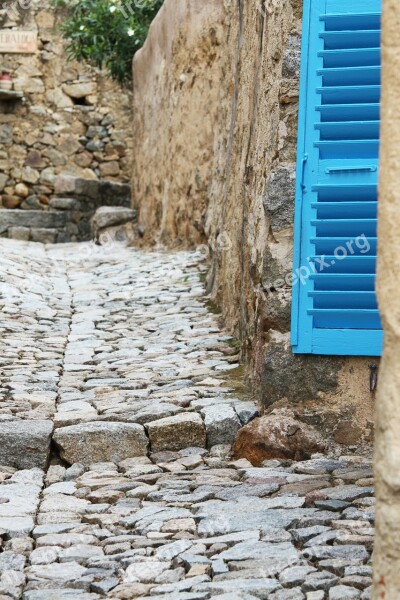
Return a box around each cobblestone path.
[0,239,374,599]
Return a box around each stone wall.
[0,0,132,215]
[132,0,377,450]
[132,0,225,247]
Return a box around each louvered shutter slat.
[313,184,376,201]
[318,66,380,86]
[311,273,375,291]
[308,309,381,329]
[317,104,380,121]
[311,202,377,218]
[310,291,378,309]
[291,0,383,356]
[309,256,376,273]
[317,85,381,104]
[311,237,377,255]
[321,12,380,28]
[320,30,381,49]
[316,121,379,140]
[311,220,376,236]
[319,49,380,68]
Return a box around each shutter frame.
[291,0,313,349]
[291,0,383,356]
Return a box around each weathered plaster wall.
[132,0,376,449]
[0,0,132,215]
[132,0,225,247]
[374,0,400,594]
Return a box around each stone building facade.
[132,0,377,450]
[0,0,132,241]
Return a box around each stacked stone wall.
[0,0,132,219]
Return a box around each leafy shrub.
[52,0,163,84]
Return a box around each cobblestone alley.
[0,239,374,600]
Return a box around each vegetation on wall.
[51,0,163,84]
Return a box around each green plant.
[51,0,163,85]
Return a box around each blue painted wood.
[291,0,382,356]
[312,329,383,355]
[291,0,312,348]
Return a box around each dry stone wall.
[132,0,377,450]
[0,0,133,241]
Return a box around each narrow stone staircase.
[0,176,132,243]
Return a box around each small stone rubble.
[0,239,374,598]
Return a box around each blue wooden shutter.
[291,0,383,356]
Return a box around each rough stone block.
[8,226,30,241]
[0,174,7,192]
[0,124,12,145]
[263,165,296,232]
[62,81,97,98]
[53,422,149,465]
[54,175,76,195]
[0,420,53,469]
[233,401,259,426]
[328,586,360,600]
[99,161,120,177]
[0,209,67,229]
[49,197,80,210]
[232,412,326,466]
[0,516,35,539]
[2,195,21,209]
[30,228,58,244]
[146,412,206,452]
[95,223,137,246]
[261,335,342,408]
[56,232,72,244]
[74,178,100,200]
[92,206,136,231]
[22,167,40,184]
[201,404,241,447]
[23,592,110,600]
[193,578,281,598]
[98,181,131,206]
[283,34,301,79]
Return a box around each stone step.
[54,175,131,207]
[0,176,133,243]
[0,209,69,243]
[0,209,67,230]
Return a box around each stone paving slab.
[0,239,374,599]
